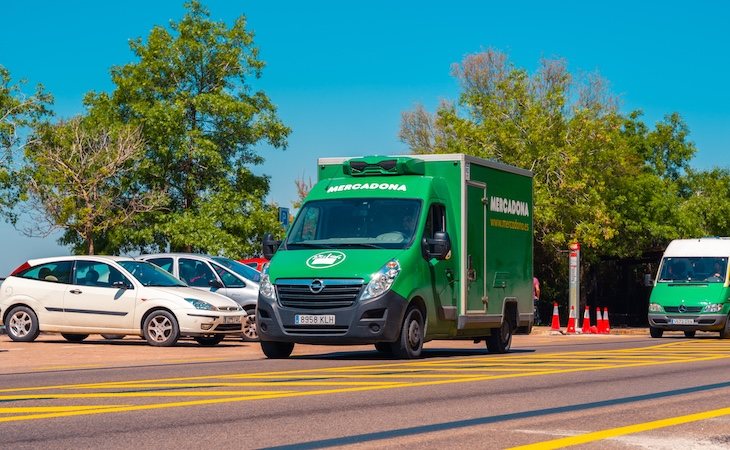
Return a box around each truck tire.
[390,306,424,359]
[486,319,513,354]
[261,341,294,359]
[720,315,730,339]
[684,330,696,338]
[650,327,663,338]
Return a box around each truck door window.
[425,203,446,239]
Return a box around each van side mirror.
[262,233,282,260]
[423,231,451,260]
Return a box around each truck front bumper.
[648,313,727,331]
[257,290,408,345]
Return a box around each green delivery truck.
[257,154,534,359]
[648,237,730,338]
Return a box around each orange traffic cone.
[603,307,611,334]
[581,306,592,334]
[550,302,561,331]
[597,306,606,333]
[566,306,576,334]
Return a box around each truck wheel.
[143,310,180,347]
[6,306,40,342]
[391,306,424,359]
[684,330,696,338]
[261,341,294,359]
[194,335,225,346]
[241,306,258,341]
[61,333,89,342]
[650,327,664,338]
[720,315,730,339]
[486,319,513,354]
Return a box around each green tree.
[85,1,290,257]
[22,117,165,254]
[0,66,52,222]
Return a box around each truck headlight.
[185,298,216,310]
[259,264,277,300]
[648,303,664,312]
[703,303,724,313]
[361,259,400,300]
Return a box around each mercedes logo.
[309,279,325,294]
[678,304,687,313]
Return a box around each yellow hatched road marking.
[509,406,730,449]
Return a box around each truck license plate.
[295,314,335,325]
[670,318,695,325]
[225,315,242,324]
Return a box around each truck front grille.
[664,306,702,313]
[276,279,363,310]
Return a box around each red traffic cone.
[597,306,606,333]
[550,302,561,331]
[602,307,611,334]
[566,306,576,334]
[581,306,591,334]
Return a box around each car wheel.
[241,307,258,341]
[650,326,664,338]
[194,335,225,346]
[684,330,696,338]
[391,306,425,359]
[6,306,40,342]
[142,310,180,347]
[374,342,393,354]
[260,341,294,359]
[101,334,125,340]
[61,333,89,342]
[486,318,513,354]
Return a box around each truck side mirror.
[423,231,451,260]
[262,233,282,260]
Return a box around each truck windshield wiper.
[286,242,334,249]
[336,243,383,249]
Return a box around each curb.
[532,326,648,336]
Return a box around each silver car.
[139,253,260,341]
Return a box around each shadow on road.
[294,347,536,361]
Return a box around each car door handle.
[69,289,82,295]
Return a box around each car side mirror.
[423,231,451,260]
[209,279,224,289]
[263,233,282,260]
[112,281,132,290]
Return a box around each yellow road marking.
[0,405,126,413]
[509,406,730,449]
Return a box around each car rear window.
[17,261,74,284]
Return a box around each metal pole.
[569,242,580,326]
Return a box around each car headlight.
[184,298,217,310]
[648,303,664,312]
[703,303,724,313]
[361,259,400,301]
[259,264,277,300]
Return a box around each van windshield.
[286,198,421,250]
[658,257,728,283]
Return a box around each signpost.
[568,242,580,321]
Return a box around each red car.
[239,257,268,272]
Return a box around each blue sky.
[1,1,729,275]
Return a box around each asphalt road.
[3,331,730,449]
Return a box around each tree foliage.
[22,118,165,254]
[84,1,290,257]
[400,49,730,298]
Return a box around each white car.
[0,256,246,347]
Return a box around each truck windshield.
[658,257,728,283]
[286,198,421,250]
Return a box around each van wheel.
[241,306,258,341]
[143,310,180,347]
[261,341,294,359]
[720,315,730,339]
[684,330,696,338]
[487,319,513,354]
[62,333,89,342]
[6,306,40,342]
[391,306,424,359]
[194,335,225,346]
[650,327,664,338]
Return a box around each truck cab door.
[424,203,457,328]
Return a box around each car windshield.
[658,256,728,283]
[119,260,187,287]
[211,257,261,283]
[285,198,421,250]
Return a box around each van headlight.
[648,303,664,312]
[185,298,217,310]
[361,260,400,301]
[703,303,724,313]
[259,264,277,300]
